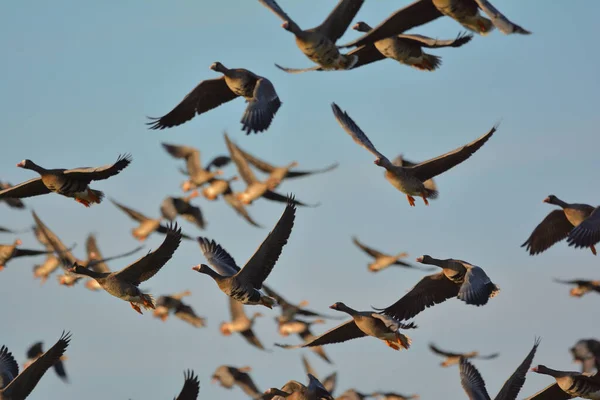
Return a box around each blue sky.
[1,1,599,399]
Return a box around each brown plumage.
[220,298,266,351]
[0,239,53,271]
[528,365,600,400]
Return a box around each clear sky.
[1,1,600,399]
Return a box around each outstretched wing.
[65,154,132,182]
[276,320,366,348]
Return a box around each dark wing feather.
[459,357,492,400]
[114,224,182,285]
[409,126,496,182]
[276,320,366,348]
[352,236,386,258]
[175,370,200,400]
[567,207,600,249]
[521,210,574,255]
[205,155,231,171]
[241,329,266,351]
[285,162,339,178]
[223,192,263,228]
[429,343,463,358]
[0,178,50,199]
[0,182,26,207]
[26,343,44,360]
[12,248,53,258]
[262,190,319,207]
[147,78,237,130]
[523,383,572,400]
[0,345,19,384]
[236,198,296,288]
[161,197,180,221]
[52,360,68,383]
[376,272,460,321]
[339,0,442,48]
[224,133,259,184]
[274,64,324,74]
[397,32,473,48]
[110,199,151,222]
[240,78,282,134]
[315,0,365,42]
[344,44,387,69]
[495,337,541,400]
[197,237,240,276]
[65,154,132,181]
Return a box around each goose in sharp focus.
[161,143,230,191]
[68,223,182,315]
[522,195,598,256]
[0,182,25,209]
[277,302,417,352]
[0,239,53,272]
[263,284,341,323]
[301,356,337,395]
[278,319,332,364]
[0,331,71,400]
[331,103,496,207]
[258,0,364,73]
[174,370,200,400]
[429,343,499,367]
[554,278,600,298]
[220,297,266,351]
[23,342,68,383]
[370,392,419,400]
[161,191,206,230]
[459,337,540,400]
[211,365,262,399]
[528,365,600,400]
[347,22,472,71]
[193,197,296,308]
[376,255,500,321]
[147,63,281,134]
[0,155,131,207]
[570,340,600,374]
[340,0,529,49]
[352,236,433,273]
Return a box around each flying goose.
[352,236,433,273]
[277,302,417,352]
[31,225,61,284]
[0,331,71,400]
[258,0,365,73]
[23,342,68,383]
[174,370,200,400]
[161,191,206,230]
[0,182,25,209]
[570,340,600,374]
[554,279,600,298]
[68,223,183,314]
[211,365,262,399]
[148,63,281,134]
[527,365,600,399]
[376,255,500,321]
[340,0,529,49]
[220,297,266,351]
[161,143,230,191]
[301,356,337,395]
[331,103,496,207]
[429,343,499,367]
[152,291,206,328]
[263,285,341,323]
[0,239,53,272]
[0,155,131,207]
[347,22,472,71]
[193,197,296,308]
[278,319,332,364]
[522,195,598,256]
[262,374,334,400]
[459,338,540,400]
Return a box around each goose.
[340,0,529,49]
[554,278,600,298]
[276,302,417,351]
[147,63,281,134]
[370,392,419,400]
[161,191,206,230]
[277,319,332,364]
[68,223,183,314]
[23,342,68,383]
[174,370,200,400]
[0,155,131,207]
[528,365,600,399]
[263,285,341,323]
[0,331,71,400]
[459,337,540,400]
[0,240,53,272]
[258,0,364,73]
[301,356,337,395]
[161,143,230,191]
[262,374,334,400]
[220,297,266,351]
[152,291,206,328]
[211,365,262,399]
[376,255,500,321]
[31,225,61,284]
[522,195,598,256]
[193,197,296,308]
[331,103,496,207]
[352,236,433,273]
[0,182,25,209]
[429,343,499,367]
[570,340,600,374]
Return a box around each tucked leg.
[406,195,416,207]
[591,245,597,256]
[130,302,143,314]
[421,192,429,206]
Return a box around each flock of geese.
[0,0,599,399]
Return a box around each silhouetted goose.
[331,103,496,207]
[175,370,200,400]
[554,278,600,298]
[279,319,332,364]
[522,195,598,256]
[340,0,529,49]
[277,302,416,352]
[225,133,318,207]
[459,338,540,400]
[348,22,472,71]
[148,63,281,134]
[429,343,499,367]
[236,141,338,190]
[0,182,25,209]
[0,331,71,400]
[301,356,337,394]
[377,255,500,321]
[194,198,296,308]
[68,223,182,314]
[567,206,600,253]
[24,342,68,383]
[528,365,600,399]
[0,239,52,272]
[220,297,265,350]
[370,392,419,400]
[0,155,131,207]
[258,0,364,73]
[211,365,262,399]
[352,236,432,273]
[263,285,341,323]
[161,191,206,230]
[571,340,600,374]
[162,143,230,191]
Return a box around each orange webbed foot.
[421,192,429,206]
[591,245,597,256]
[130,302,143,315]
[0,265,4,272]
[385,340,400,351]
[406,195,416,207]
[75,198,91,207]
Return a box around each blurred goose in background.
[211,365,262,399]
[302,356,337,394]
[263,285,341,323]
[336,389,369,400]
[277,302,416,351]
[352,236,432,273]
[347,22,472,71]
[258,0,365,73]
[376,255,500,321]
[0,155,131,207]
[0,226,27,234]
[459,338,540,400]
[278,319,332,364]
[31,226,61,284]
[153,290,192,321]
[340,0,529,49]
[0,182,25,209]
[522,195,598,256]
[570,340,600,374]
[194,197,296,308]
[220,297,266,350]
[429,343,499,367]
[370,392,419,400]
[23,342,68,383]
[161,143,230,191]
[160,191,206,230]
[148,62,281,134]
[0,331,71,400]
[528,365,600,399]
[554,278,600,298]
[331,103,496,207]
[263,374,334,400]
[174,370,200,400]
[68,224,183,315]
[0,239,53,272]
